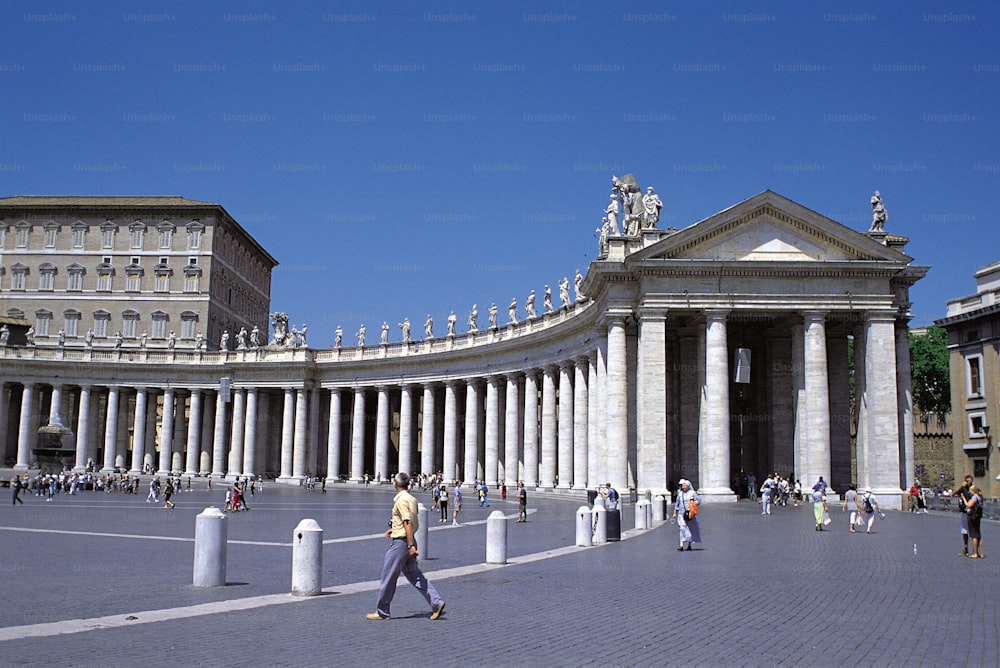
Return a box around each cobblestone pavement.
[0,482,996,667]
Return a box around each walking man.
[516,482,527,522]
[452,483,463,526]
[11,475,24,505]
[956,474,974,555]
[366,472,446,621]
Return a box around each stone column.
[160,388,175,474]
[504,374,520,485]
[853,325,870,490]
[185,389,202,476]
[228,388,246,477]
[864,311,902,501]
[130,388,148,474]
[803,311,831,491]
[14,383,35,471]
[74,386,92,471]
[327,389,343,479]
[48,384,65,427]
[557,362,574,488]
[441,381,459,483]
[573,356,589,491]
[791,323,806,483]
[350,387,367,482]
[375,385,392,482]
[485,375,501,487]
[587,352,600,489]
[522,371,539,487]
[279,388,295,480]
[637,309,668,493]
[292,387,308,480]
[0,384,6,468]
[102,386,120,472]
[307,388,320,476]
[606,317,629,492]
[420,384,436,476]
[896,321,915,490]
[242,388,258,477]
[211,389,228,477]
[540,365,558,488]
[200,394,215,476]
[464,379,480,484]
[398,386,413,477]
[700,310,734,498]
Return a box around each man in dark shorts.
[955,474,974,556]
[516,481,527,522]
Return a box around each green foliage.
[909,326,951,420]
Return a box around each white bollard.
[416,502,429,561]
[652,494,666,522]
[291,519,323,596]
[193,507,227,587]
[592,505,607,544]
[645,499,653,527]
[635,500,649,530]
[486,510,507,564]
[576,506,593,546]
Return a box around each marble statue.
[380,321,389,345]
[357,324,366,348]
[447,311,457,337]
[26,326,35,346]
[605,194,620,235]
[613,173,642,218]
[84,328,94,346]
[598,217,610,256]
[642,186,663,228]
[0,324,9,345]
[270,312,290,346]
[236,327,248,350]
[526,290,536,318]
[558,277,570,308]
[170,331,178,349]
[468,305,478,333]
[59,329,66,346]
[250,325,260,348]
[400,318,411,343]
[113,331,122,349]
[870,190,888,232]
[574,269,585,302]
[192,331,200,350]
[424,315,434,339]
[543,285,553,314]
[334,325,343,348]
[488,303,499,329]
[300,324,308,347]
[290,327,299,348]
[220,330,230,351]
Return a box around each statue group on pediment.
[599,174,663,253]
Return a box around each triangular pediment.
[631,191,912,264]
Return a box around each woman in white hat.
[672,479,702,551]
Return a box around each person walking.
[146,477,160,503]
[516,482,527,522]
[366,472,446,621]
[438,485,449,523]
[11,475,24,506]
[812,484,828,531]
[964,484,985,559]
[162,478,175,509]
[671,479,701,551]
[452,483,463,526]
[842,483,860,533]
[760,474,774,515]
[955,475,974,555]
[860,489,881,534]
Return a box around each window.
[180,311,198,339]
[967,355,983,397]
[96,263,114,292]
[101,222,116,249]
[10,263,28,291]
[129,222,145,249]
[151,311,169,339]
[38,263,56,291]
[124,262,142,292]
[970,413,986,438]
[0,224,6,249]
[158,222,174,249]
[187,221,204,250]
[15,223,30,248]
[974,458,986,478]
[72,223,87,249]
[43,224,58,248]
[66,263,85,291]
[183,263,202,293]
[93,310,110,338]
[155,274,169,292]
[35,309,52,337]
[122,310,140,338]
[63,309,81,337]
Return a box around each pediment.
[631,191,911,265]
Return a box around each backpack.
[969,498,983,521]
[607,488,618,502]
[862,495,874,514]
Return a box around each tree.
[909,326,951,424]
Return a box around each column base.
[695,487,738,503]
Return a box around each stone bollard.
[486,510,507,564]
[193,507,227,587]
[635,500,650,530]
[645,499,653,527]
[592,504,607,544]
[416,502,429,561]
[576,506,593,546]
[652,494,667,522]
[291,519,323,596]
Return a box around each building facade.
[0,190,925,507]
[0,197,276,349]
[935,260,1000,498]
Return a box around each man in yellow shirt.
[367,472,446,620]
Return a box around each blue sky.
[3,1,998,337]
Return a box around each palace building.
[0,188,926,507]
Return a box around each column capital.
[703,308,730,322]
[801,309,828,323]
[865,309,898,324]
[636,306,670,320]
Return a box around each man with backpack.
[860,489,882,534]
[602,482,619,510]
